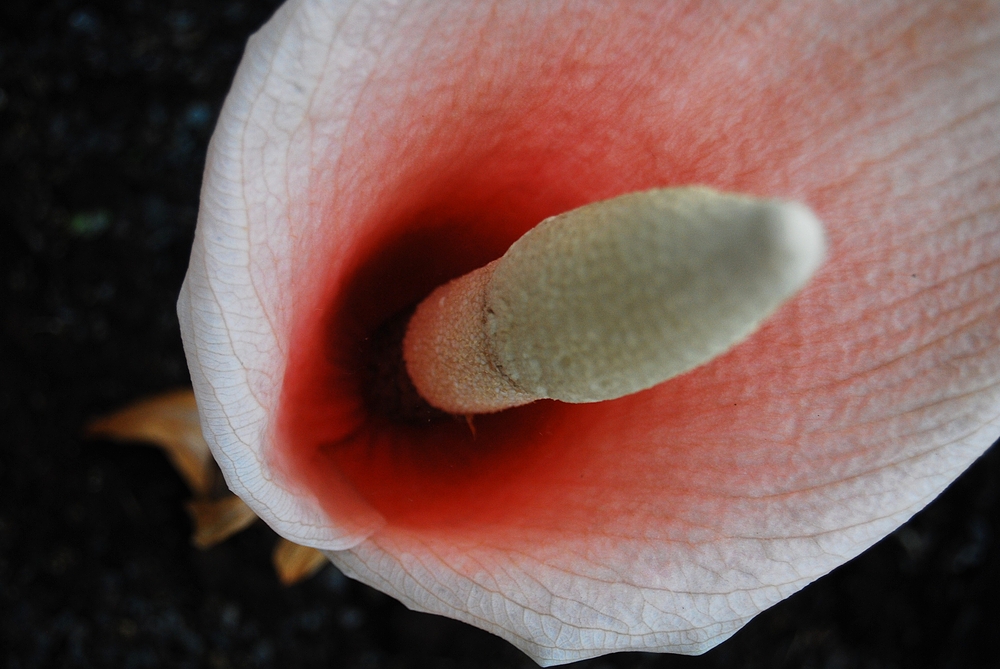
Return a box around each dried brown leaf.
[88,391,323,585]
[186,495,259,549]
[273,538,328,585]
[87,389,216,495]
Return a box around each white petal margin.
[178,0,388,548]
[178,0,1000,666]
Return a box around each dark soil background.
[2,1,998,667]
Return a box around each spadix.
[404,187,825,414]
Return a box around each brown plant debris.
[87,389,327,584]
[273,539,329,586]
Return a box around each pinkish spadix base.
[178,0,1000,664]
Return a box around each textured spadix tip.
[764,198,826,294]
[404,187,826,414]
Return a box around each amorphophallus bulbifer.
[177,1,1000,665]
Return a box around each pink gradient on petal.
[201,1,1000,661]
[276,1,998,535]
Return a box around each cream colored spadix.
[404,187,826,414]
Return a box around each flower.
[178,1,1000,665]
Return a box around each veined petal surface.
[179,1,1000,664]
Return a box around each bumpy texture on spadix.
[178,1,1000,665]
[405,187,825,413]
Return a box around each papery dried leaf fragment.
[87,389,215,495]
[187,495,260,549]
[88,389,328,585]
[273,539,330,585]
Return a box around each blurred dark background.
[1,1,998,667]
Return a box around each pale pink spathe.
[179,1,1000,664]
